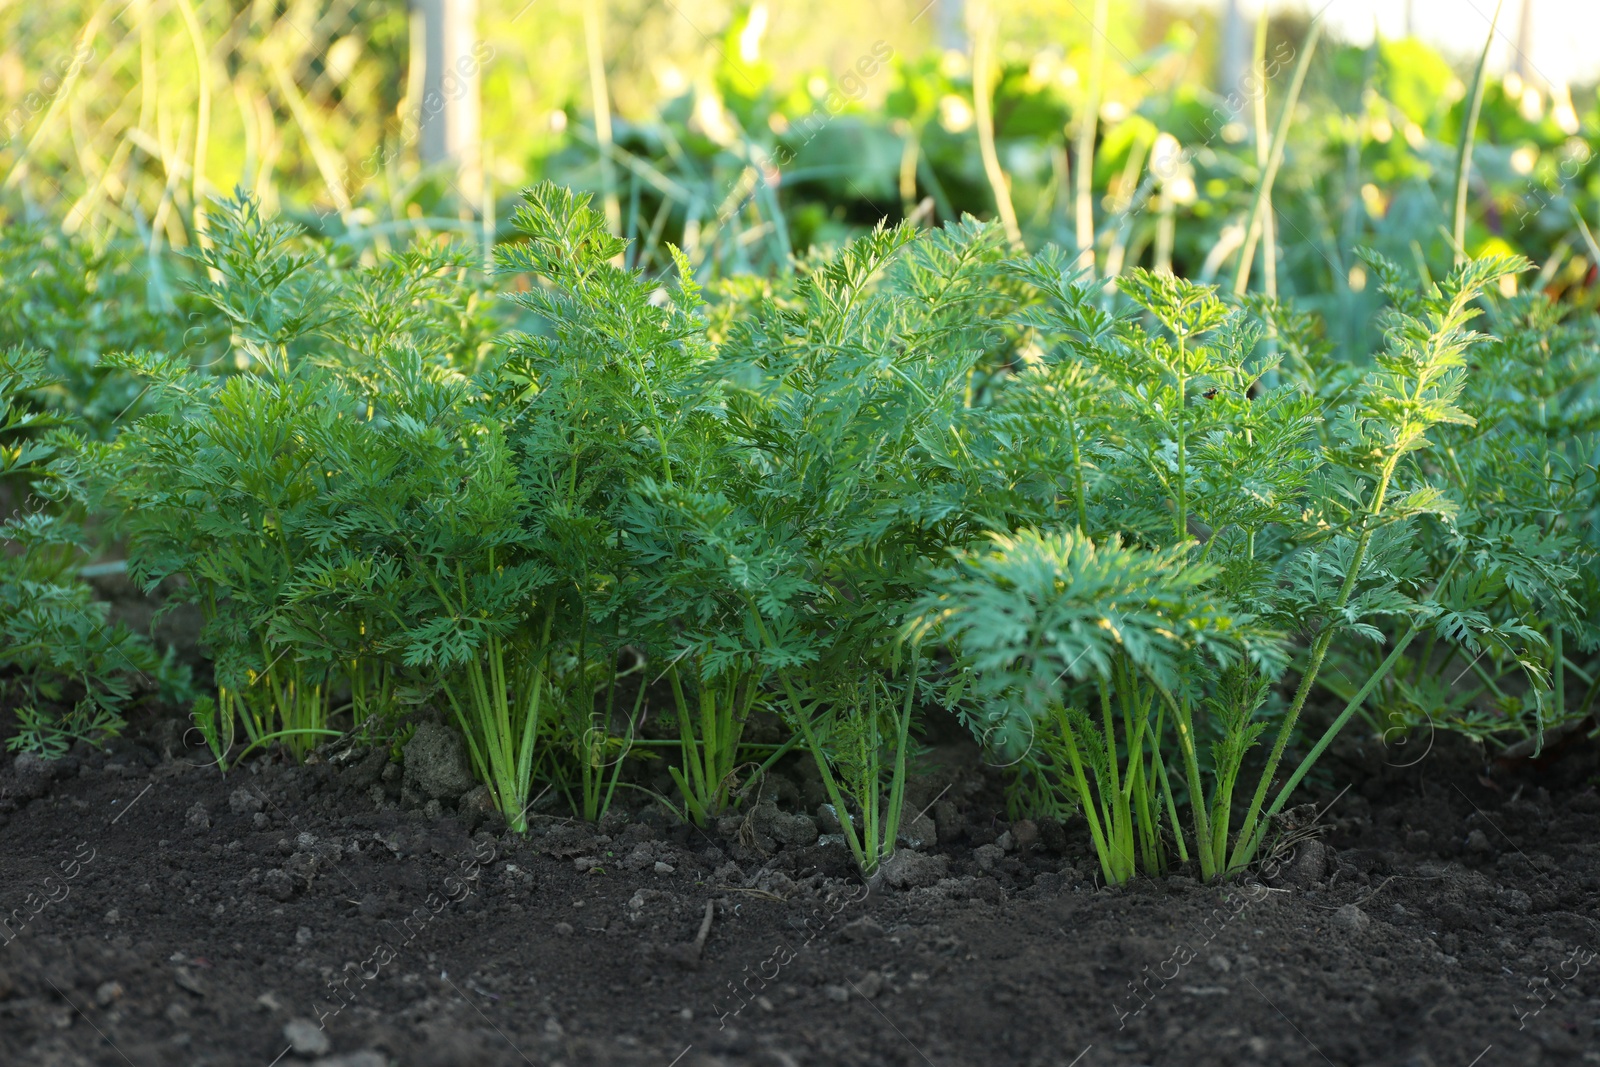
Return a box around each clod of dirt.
[401,722,475,800]
[283,1017,330,1056]
[897,800,937,849]
[10,751,53,787]
[1331,903,1371,935]
[749,798,820,847]
[816,803,848,834]
[458,784,494,817]
[1272,839,1331,888]
[185,802,211,830]
[973,843,1006,871]
[880,848,948,889]
[260,868,295,901]
[1035,814,1069,852]
[840,915,885,942]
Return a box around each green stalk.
[794,692,869,870]
[1098,678,1125,865]
[1230,548,1466,872]
[1057,707,1118,883]
[1228,454,1400,870]
[667,664,711,823]
[862,698,882,869]
[881,648,919,862]
[1233,620,1422,870]
[1135,687,1166,875]
[1153,751,1188,864]
[1453,1,1503,267]
[1127,716,1156,874]
[1232,16,1322,297]
[1174,336,1189,542]
[1148,676,1213,878]
[1552,627,1565,723]
[1068,412,1089,532]
[703,681,723,806]
[746,607,870,871]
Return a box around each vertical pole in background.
[937,0,967,53]
[1512,0,1535,85]
[1219,0,1250,102]
[415,0,482,211]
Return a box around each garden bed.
[3,719,1597,1067]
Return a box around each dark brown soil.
[2,720,1599,1067]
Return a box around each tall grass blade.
[1231,15,1321,297]
[1453,0,1503,267]
[1251,6,1276,298]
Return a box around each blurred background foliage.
[1,1,1595,300]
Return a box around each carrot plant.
[923,248,1566,882]
[96,195,492,767]
[1,347,187,754]
[673,217,1013,874]
[57,180,1596,880]
[1296,275,1597,752]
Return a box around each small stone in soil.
[823,984,850,1003]
[553,922,574,936]
[173,967,208,997]
[284,1017,331,1056]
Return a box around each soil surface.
[2,717,1599,1067]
